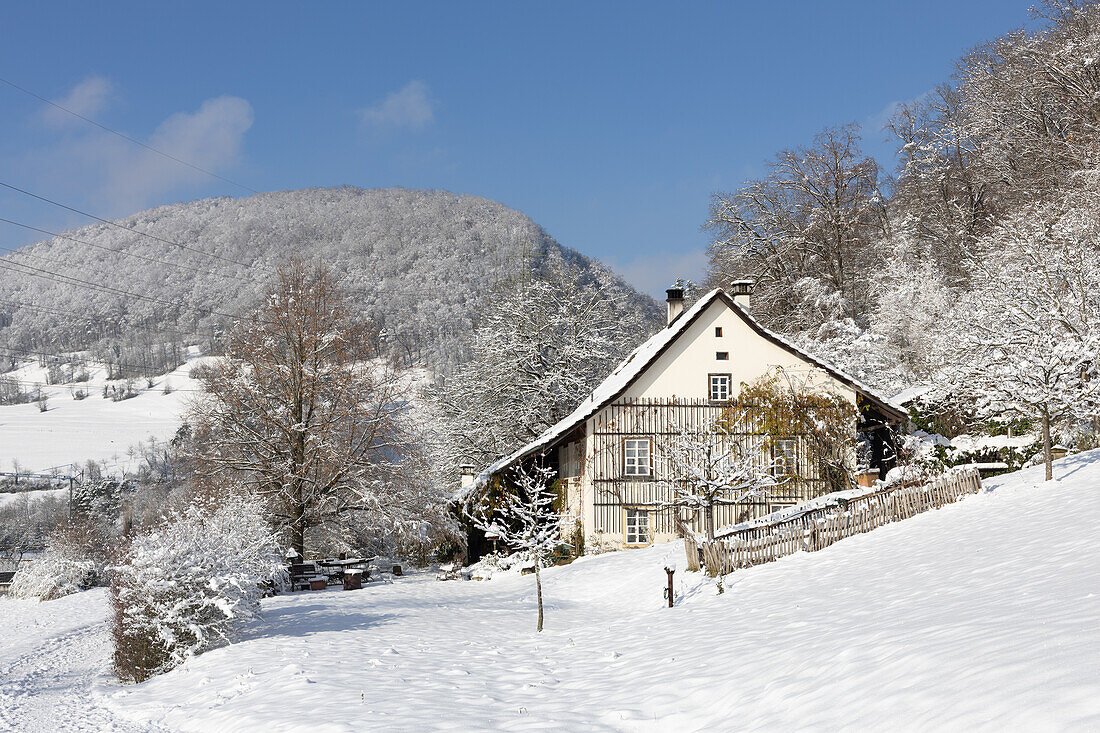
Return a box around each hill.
[5,451,1098,730]
[0,187,659,370]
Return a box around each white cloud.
[44,76,113,125]
[611,247,709,300]
[28,95,254,216]
[359,80,435,130]
[866,90,933,134]
[101,96,254,213]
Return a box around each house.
[464,282,906,551]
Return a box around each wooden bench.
[288,562,321,591]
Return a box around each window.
[709,374,731,401]
[716,351,729,360]
[715,327,723,337]
[625,508,650,545]
[623,438,651,476]
[773,438,798,477]
[768,502,795,516]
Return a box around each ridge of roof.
[460,287,904,497]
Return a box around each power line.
[0,217,252,284]
[0,75,259,195]
[0,180,274,274]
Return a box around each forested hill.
[0,187,657,370]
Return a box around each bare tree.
[468,463,563,632]
[654,420,780,541]
[705,124,887,329]
[188,258,409,557]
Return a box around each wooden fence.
[685,468,983,576]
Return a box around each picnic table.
[317,557,372,577]
[287,557,404,591]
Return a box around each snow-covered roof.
[890,385,932,408]
[462,287,906,497]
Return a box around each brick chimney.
[665,287,685,326]
[730,280,753,312]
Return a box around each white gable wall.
[571,297,860,550]
[622,298,858,404]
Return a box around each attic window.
[715,327,723,337]
[716,352,729,360]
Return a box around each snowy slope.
[0,353,212,474]
[0,589,153,732]
[87,451,1100,731]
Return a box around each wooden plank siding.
[583,397,831,541]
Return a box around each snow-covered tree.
[945,187,1100,480]
[433,262,658,479]
[654,420,780,541]
[867,230,956,383]
[110,492,287,683]
[468,463,563,632]
[188,258,411,557]
[705,124,887,329]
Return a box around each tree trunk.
[534,556,544,633]
[706,505,715,541]
[292,511,306,558]
[1041,407,1053,482]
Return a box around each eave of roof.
[461,287,906,497]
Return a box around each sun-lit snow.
[0,351,213,474]
[16,450,1080,731]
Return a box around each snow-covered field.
[0,353,211,474]
[4,452,1100,731]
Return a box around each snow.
[950,432,1037,453]
[61,449,1099,730]
[0,351,213,474]
[0,589,153,732]
[0,487,67,508]
[889,384,931,407]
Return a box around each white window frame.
[623,438,651,476]
[624,507,651,546]
[767,501,796,516]
[709,373,731,402]
[773,438,798,477]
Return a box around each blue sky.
[0,1,1037,297]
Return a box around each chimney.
[665,287,685,326]
[459,463,476,490]
[730,279,753,312]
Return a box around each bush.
[110,493,287,683]
[6,512,108,598]
[9,552,96,600]
[8,517,110,600]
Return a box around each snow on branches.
[432,262,659,485]
[187,259,428,557]
[468,462,564,632]
[653,420,779,541]
[945,185,1100,479]
[110,492,287,683]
